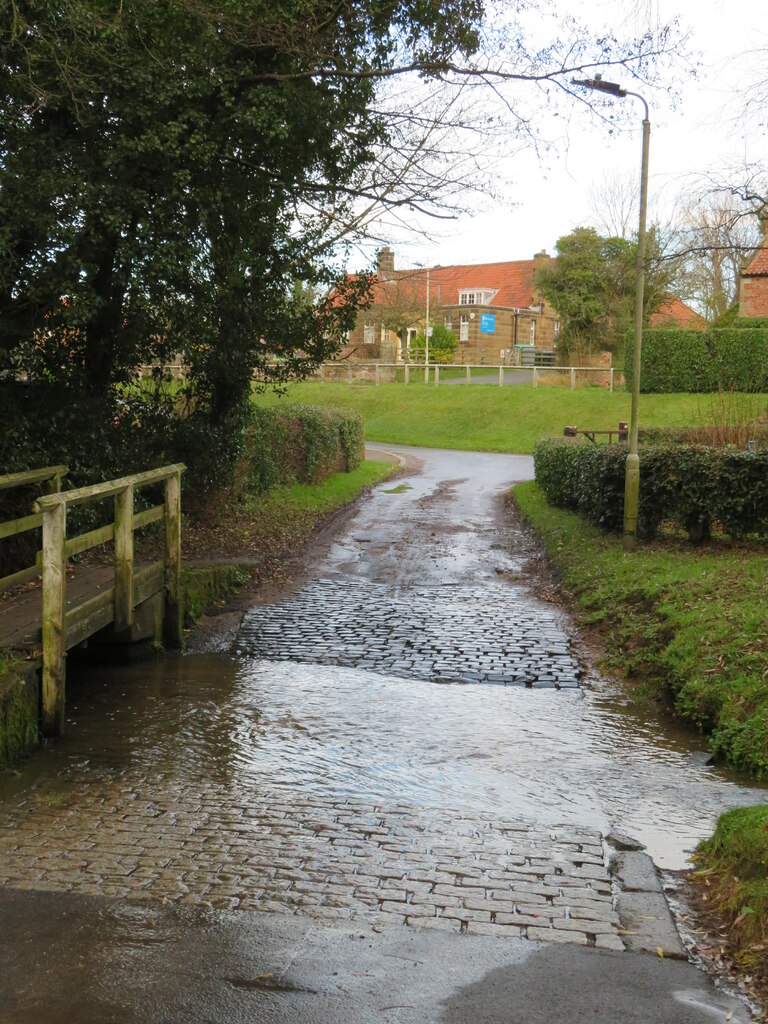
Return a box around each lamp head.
[571,76,627,97]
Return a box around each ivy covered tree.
[0,0,484,482]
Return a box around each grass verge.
[253,382,761,454]
[512,480,768,777]
[693,806,768,992]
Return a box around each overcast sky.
[356,0,767,272]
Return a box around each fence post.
[533,366,538,388]
[163,469,183,648]
[41,495,67,736]
[610,367,615,393]
[348,362,352,383]
[321,363,326,382]
[570,367,576,390]
[404,364,410,385]
[466,365,471,384]
[435,365,440,387]
[499,365,504,387]
[114,484,134,631]
[375,364,380,386]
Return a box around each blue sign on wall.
[480,313,495,334]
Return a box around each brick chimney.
[377,246,395,279]
[532,249,552,307]
[739,212,768,319]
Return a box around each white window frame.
[460,314,469,341]
[530,319,536,344]
[459,288,495,305]
[444,315,453,331]
[363,320,376,345]
[554,320,561,336]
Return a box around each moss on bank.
[513,480,768,777]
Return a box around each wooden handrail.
[0,465,70,592]
[36,463,186,736]
[0,465,68,493]
[35,464,185,511]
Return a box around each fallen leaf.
[657,946,664,958]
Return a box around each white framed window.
[459,288,496,306]
[363,320,376,344]
[460,314,469,341]
[381,324,388,343]
[444,315,453,331]
[554,320,561,336]
[530,319,536,344]
[407,327,418,344]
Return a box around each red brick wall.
[740,277,768,318]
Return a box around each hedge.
[235,404,364,498]
[533,437,768,542]
[625,326,768,393]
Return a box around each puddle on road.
[2,653,764,871]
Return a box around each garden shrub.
[533,437,768,542]
[625,327,768,393]
[240,404,364,497]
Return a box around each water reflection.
[4,654,764,871]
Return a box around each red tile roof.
[370,259,545,310]
[650,294,706,329]
[742,237,768,277]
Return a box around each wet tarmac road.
[0,444,765,1022]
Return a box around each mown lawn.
[254,381,755,453]
[513,480,768,778]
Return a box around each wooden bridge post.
[499,365,504,387]
[114,484,134,631]
[163,469,183,647]
[41,495,67,736]
[404,364,410,385]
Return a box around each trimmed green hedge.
[534,437,768,541]
[237,404,364,497]
[625,326,768,393]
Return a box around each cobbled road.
[0,446,628,951]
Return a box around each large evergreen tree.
[0,0,483,478]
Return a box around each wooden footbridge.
[0,464,185,736]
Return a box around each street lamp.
[572,75,650,550]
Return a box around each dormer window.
[459,288,496,306]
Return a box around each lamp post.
[572,75,650,550]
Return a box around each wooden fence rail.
[0,465,69,592]
[34,463,185,736]
[318,363,617,392]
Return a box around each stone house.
[340,246,708,365]
[342,248,561,365]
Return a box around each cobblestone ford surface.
[0,779,622,949]
[238,578,581,688]
[0,449,617,953]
